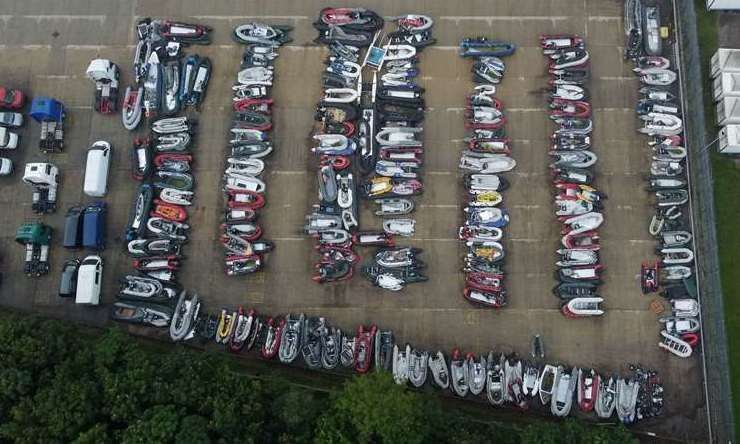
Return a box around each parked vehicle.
[0,157,12,176]
[0,126,19,149]
[75,255,103,305]
[85,59,120,114]
[83,141,112,197]
[22,162,59,213]
[0,111,23,127]
[15,222,52,277]
[59,259,81,297]
[63,206,84,248]
[82,202,107,250]
[0,87,25,109]
[30,97,65,152]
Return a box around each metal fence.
[673,1,735,442]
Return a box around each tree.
[121,405,181,444]
[269,387,323,443]
[315,372,439,444]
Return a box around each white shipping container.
[718,124,740,154]
[710,48,740,78]
[712,72,740,101]
[707,0,740,11]
[717,97,740,126]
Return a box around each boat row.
[457,37,517,308]
[305,9,433,289]
[357,15,434,289]
[123,18,213,131]
[112,289,663,424]
[304,8,384,284]
[217,23,292,275]
[625,9,700,360]
[540,35,605,318]
[116,18,212,318]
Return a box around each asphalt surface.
[0,1,707,439]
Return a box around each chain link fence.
[674,1,735,442]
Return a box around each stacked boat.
[457,37,517,308]
[122,18,212,131]
[304,7,384,284]
[115,19,212,320]
[215,23,292,276]
[625,2,699,359]
[113,287,662,424]
[305,9,433,290]
[540,35,605,318]
[357,15,435,290]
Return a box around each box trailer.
[712,72,740,101]
[717,97,740,126]
[707,0,740,11]
[718,124,740,154]
[711,48,740,78]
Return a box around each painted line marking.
[419,204,458,209]
[35,74,78,79]
[21,15,107,22]
[599,76,639,81]
[439,16,571,21]
[272,170,308,175]
[191,15,309,20]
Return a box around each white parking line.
[272,170,308,175]
[420,204,457,209]
[191,15,309,20]
[588,16,623,21]
[427,171,454,176]
[599,76,639,81]
[35,74,78,79]
[23,15,106,23]
[439,16,571,21]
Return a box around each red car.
[0,87,25,109]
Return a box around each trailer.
[22,162,59,214]
[710,48,740,78]
[718,124,740,154]
[716,96,740,126]
[15,223,52,277]
[30,97,65,153]
[712,72,740,102]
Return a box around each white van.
[75,255,103,305]
[83,141,111,197]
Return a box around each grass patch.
[695,0,719,130]
[694,0,740,435]
[712,152,740,434]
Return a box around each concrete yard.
[0,0,707,440]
